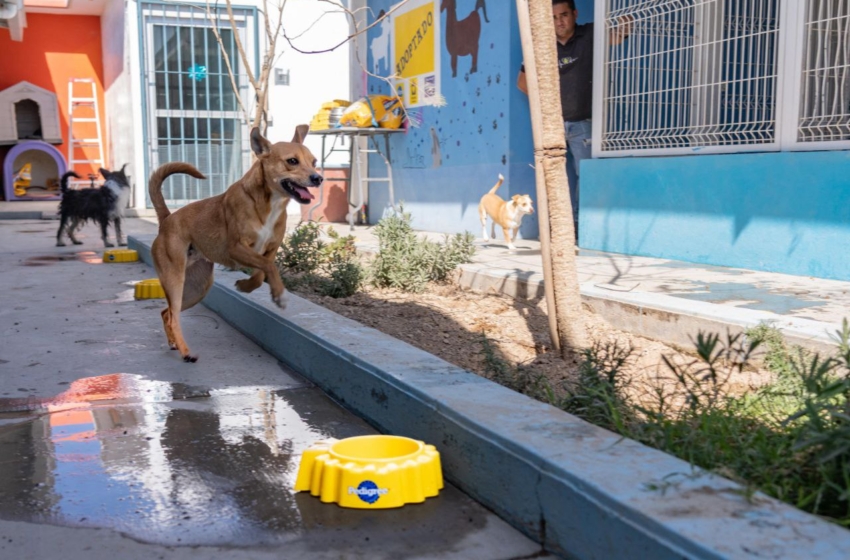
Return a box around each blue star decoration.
[187,64,207,82]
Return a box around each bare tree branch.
[204,0,250,123]
[280,0,412,55]
[224,0,260,92]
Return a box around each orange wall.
[0,13,106,185]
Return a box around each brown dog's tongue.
[294,185,315,200]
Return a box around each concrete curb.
[130,234,850,559]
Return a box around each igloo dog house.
[0,81,62,145]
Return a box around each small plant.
[277,221,324,274]
[370,206,475,292]
[478,333,550,400]
[661,331,760,413]
[276,223,365,298]
[558,340,636,432]
[316,251,365,298]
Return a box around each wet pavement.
[0,219,548,559]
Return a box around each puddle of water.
[0,373,456,547]
[23,252,102,266]
[667,282,822,315]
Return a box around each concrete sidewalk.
[5,206,850,557]
[3,199,847,353]
[339,221,850,355]
[0,217,547,560]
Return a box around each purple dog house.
[3,140,67,201]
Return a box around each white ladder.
[67,78,105,189]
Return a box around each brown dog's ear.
[250,127,272,157]
[291,124,309,144]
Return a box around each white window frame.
[592,0,850,158]
[781,0,850,151]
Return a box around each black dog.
[56,165,131,247]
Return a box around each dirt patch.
[290,281,772,401]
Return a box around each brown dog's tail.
[487,173,505,195]
[148,162,206,223]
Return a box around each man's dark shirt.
[557,23,594,122]
[521,23,594,121]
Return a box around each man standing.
[517,0,628,242]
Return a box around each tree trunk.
[516,0,586,358]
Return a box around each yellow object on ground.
[295,435,443,509]
[103,249,139,263]
[134,278,165,300]
[13,163,32,197]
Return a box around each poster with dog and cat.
[386,0,441,108]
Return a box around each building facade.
[356,0,849,280]
[1,0,350,216]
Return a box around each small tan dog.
[478,173,534,250]
[149,125,322,362]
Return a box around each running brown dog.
[148,125,322,362]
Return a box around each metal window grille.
[140,2,256,205]
[797,0,850,142]
[599,0,781,154]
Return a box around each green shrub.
[541,323,850,525]
[276,223,364,298]
[370,206,475,292]
[277,221,324,274]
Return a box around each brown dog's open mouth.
[281,179,315,205]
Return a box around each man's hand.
[610,14,634,46]
[517,70,528,95]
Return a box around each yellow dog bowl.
[103,249,139,263]
[134,278,165,300]
[295,435,443,509]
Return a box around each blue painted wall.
[365,0,521,236]
[581,150,850,280]
[363,0,593,239]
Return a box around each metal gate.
[139,1,257,206]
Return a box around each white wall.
[101,0,137,195]
[269,0,351,167]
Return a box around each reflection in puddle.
[23,252,102,266]
[0,373,439,547]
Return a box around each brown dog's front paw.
[235,278,256,293]
[183,354,198,363]
[272,291,287,309]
